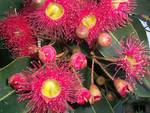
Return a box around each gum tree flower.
[0,16,37,57]
[13,62,81,113]
[24,0,80,40]
[116,36,150,81]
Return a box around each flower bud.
[89,84,102,104]
[71,52,87,70]
[97,32,112,47]
[106,92,114,101]
[76,24,89,39]
[96,76,106,86]
[39,45,56,63]
[114,78,134,97]
[8,73,27,90]
[77,88,91,105]
[32,0,45,8]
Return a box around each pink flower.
[15,62,81,113]
[39,45,56,63]
[24,0,80,40]
[0,16,37,57]
[116,36,150,81]
[71,52,87,70]
[77,87,91,105]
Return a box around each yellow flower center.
[81,14,96,29]
[41,79,61,98]
[45,2,64,20]
[112,0,128,9]
[126,56,137,68]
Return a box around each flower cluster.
[8,43,90,113]
[2,0,150,112]
[0,0,136,56]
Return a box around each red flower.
[0,16,37,57]
[15,62,81,113]
[116,36,150,81]
[24,0,80,40]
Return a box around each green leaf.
[134,0,150,16]
[113,101,124,113]
[0,94,27,113]
[74,92,115,113]
[0,0,23,19]
[0,57,31,113]
[0,57,31,100]
[130,16,149,46]
[134,77,150,97]
[112,23,138,38]
[0,40,13,67]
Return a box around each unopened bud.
[96,76,106,86]
[8,73,27,90]
[106,92,114,101]
[76,24,89,39]
[97,32,112,47]
[39,45,56,63]
[77,88,91,105]
[89,84,102,104]
[114,78,134,97]
[70,52,87,70]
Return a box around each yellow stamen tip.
[45,2,64,20]
[41,79,61,98]
[126,56,137,68]
[81,14,96,29]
